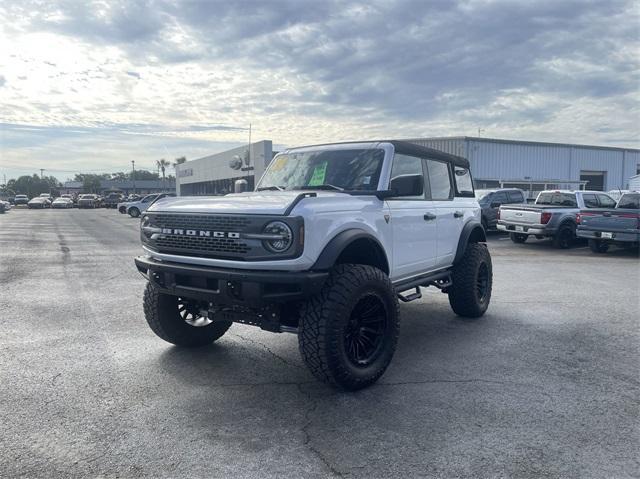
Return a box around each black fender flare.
[454,220,487,265]
[312,229,390,273]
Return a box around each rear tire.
[589,239,609,254]
[510,232,528,243]
[553,223,575,249]
[129,207,140,218]
[448,243,492,318]
[143,283,232,347]
[298,264,400,391]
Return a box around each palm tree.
[173,156,186,167]
[156,159,171,190]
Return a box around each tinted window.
[536,193,578,207]
[583,194,598,208]
[453,166,474,197]
[617,194,640,209]
[389,154,425,199]
[426,160,452,200]
[492,192,508,204]
[142,195,156,203]
[597,194,616,208]
[507,191,524,203]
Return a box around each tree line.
[1,157,187,196]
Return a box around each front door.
[386,153,437,281]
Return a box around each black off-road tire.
[589,239,609,254]
[510,232,528,243]
[553,223,575,249]
[129,207,141,218]
[448,243,492,318]
[143,283,232,347]
[298,264,400,391]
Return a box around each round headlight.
[263,221,293,253]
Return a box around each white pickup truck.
[497,190,617,248]
[134,140,493,390]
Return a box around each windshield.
[257,148,385,192]
[617,194,640,209]
[536,192,577,207]
[81,195,94,199]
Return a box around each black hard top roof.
[286,140,470,169]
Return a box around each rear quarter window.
[507,191,524,203]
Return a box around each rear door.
[425,159,463,268]
[386,153,437,280]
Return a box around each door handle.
[454,211,464,218]
[423,213,436,221]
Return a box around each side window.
[583,194,598,208]
[507,191,524,203]
[597,194,616,208]
[389,154,426,199]
[426,160,452,200]
[492,192,508,204]
[453,166,474,197]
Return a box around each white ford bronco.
[135,141,492,390]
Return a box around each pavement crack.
[297,383,344,478]
[231,332,304,370]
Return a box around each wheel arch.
[312,229,390,275]
[454,220,486,265]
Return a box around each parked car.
[103,192,124,209]
[475,188,526,231]
[78,194,100,208]
[577,192,640,253]
[497,190,617,248]
[135,140,492,390]
[52,197,75,209]
[27,197,51,209]
[126,193,174,217]
[0,200,11,213]
[14,194,29,205]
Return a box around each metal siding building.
[408,137,639,194]
[176,141,273,196]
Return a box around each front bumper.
[497,222,548,235]
[134,256,328,307]
[577,229,640,243]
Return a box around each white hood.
[148,191,321,215]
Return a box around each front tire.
[448,243,492,318]
[143,283,232,347]
[129,207,140,218]
[589,239,609,254]
[298,264,400,391]
[510,232,528,243]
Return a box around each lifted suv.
[135,141,492,390]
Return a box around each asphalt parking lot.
[0,207,638,478]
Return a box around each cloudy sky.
[1,0,638,182]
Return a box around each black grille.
[152,214,251,231]
[154,236,250,255]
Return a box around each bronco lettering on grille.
[161,228,240,239]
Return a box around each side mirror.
[490,201,501,208]
[389,174,423,197]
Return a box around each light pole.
[131,160,136,195]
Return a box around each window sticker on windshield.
[270,156,287,172]
[362,176,371,185]
[308,162,328,186]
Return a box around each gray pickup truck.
[577,192,640,253]
[497,190,617,248]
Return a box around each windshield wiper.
[257,185,285,191]
[297,184,344,191]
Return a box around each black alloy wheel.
[476,262,490,303]
[177,297,212,327]
[344,294,389,367]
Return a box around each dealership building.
[175,137,639,197]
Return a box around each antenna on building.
[477,128,485,137]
